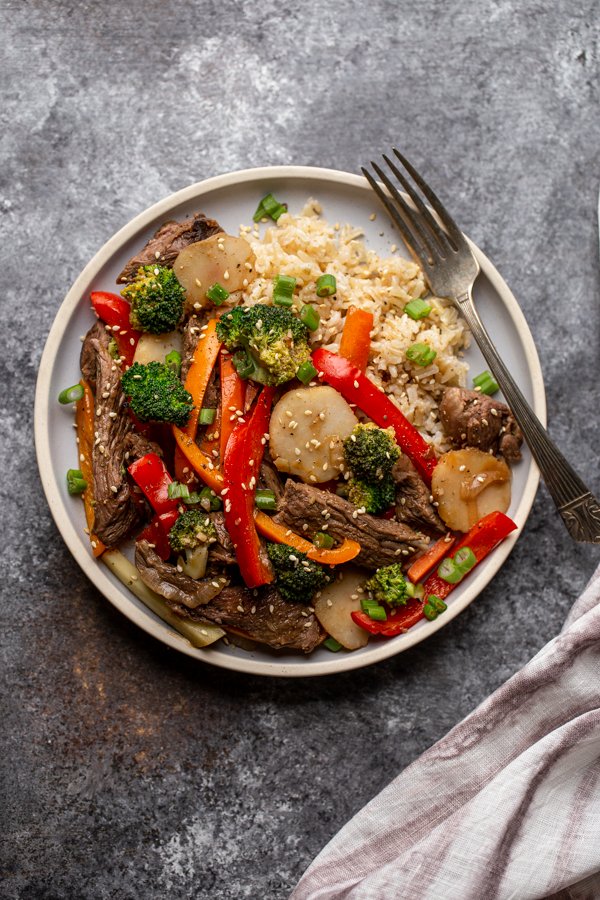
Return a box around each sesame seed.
[251,606,256,614]
[237,605,245,613]
[304,410,313,416]
[223,270,230,280]
[369,212,376,221]
[269,604,274,614]
[459,465,466,472]
[353,380,359,389]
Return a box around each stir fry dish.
[60,196,523,654]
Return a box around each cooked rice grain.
[243,201,470,453]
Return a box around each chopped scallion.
[253,192,287,223]
[165,350,182,376]
[313,531,334,549]
[406,342,437,367]
[428,595,447,613]
[199,407,216,426]
[323,637,343,652]
[206,283,230,305]
[197,486,222,511]
[273,274,296,307]
[453,546,476,575]
[296,360,318,384]
[437,557,463,584]
[316,273,336,297]
[300,304,320,331]
[404,298,432,320]
[406,581,424,599]
[423,603,438,621]
[168,482,191,500]
[255,489,277,511]
[472,370,500,395]
[67,469,87,495]
[58,383,85,404]
[361,597,387,621]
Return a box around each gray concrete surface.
[1,1,599,897]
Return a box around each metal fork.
[362,150,600,543]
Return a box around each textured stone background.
[1,1,599,898]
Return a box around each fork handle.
[456,291,600,543]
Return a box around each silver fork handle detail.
[456,291,600,543]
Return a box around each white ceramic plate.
[35,166,546,677]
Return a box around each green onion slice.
[165,350,182,376]
[300,304,320,331]
[296,360,318,385]
[58,383,85,404]
[361,597,388,621]
[472,370,500,396]
[253,193,287,223]
[168,481,191,500]
[316,273,336,297]
[199,408,216,426]
[406,343,437,367]
[437,557,464,584]
[423,603,438,621]
[273,274,296,307]
[206,283,230,306]
[196,486,222,511]
[313,531,334,549]
[323,637,343,652]
[404,298,432,320]
[67,469,87,495]
[428,595,448,613]
[453,546,477,575]
[255,489,277,511]
[406,581,424,599]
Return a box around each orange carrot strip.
[406,533,456,584]
[254,512,361,565]
[219,350,246,460]
[173,427,226,494]
[338,306,373,372]
[183,319,221,439]
[75,380,105,557]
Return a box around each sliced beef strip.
[123,431,163,462]
[175,584,324,653]
[273,480,428,569]
[135,540,228,609]
[209,512,236,566]
[82,323,141,546]
[260,450,285,502]
[392,456,445,536]
[180,311,212,381]
[440,387,523,462]
[80,320,105,389]
[117,213,223,283]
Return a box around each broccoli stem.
[102,549,225,648]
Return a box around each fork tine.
[392,149,466,249]
[382,153,455,255]
[361,166,433,277]
[370,160,436,262]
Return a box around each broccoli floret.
[169,510,217,553]
[121,265,186,334]
[216,304,311,386]
[366,563,409,608]
[121,361,193,426]
[266,542,331,603]
[343,423,401,482]
[347,476,396,515]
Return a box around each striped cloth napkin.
[292,563,600,900]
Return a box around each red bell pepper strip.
[422,511,517,602]
[138,509,179,561]
[128,452,180,516]
[352,599,425,636]
[312,348,437,483]
[222,388,275,588]
[90,291,141,368]
[220,350,247,460]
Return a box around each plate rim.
[34,164,546,677]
